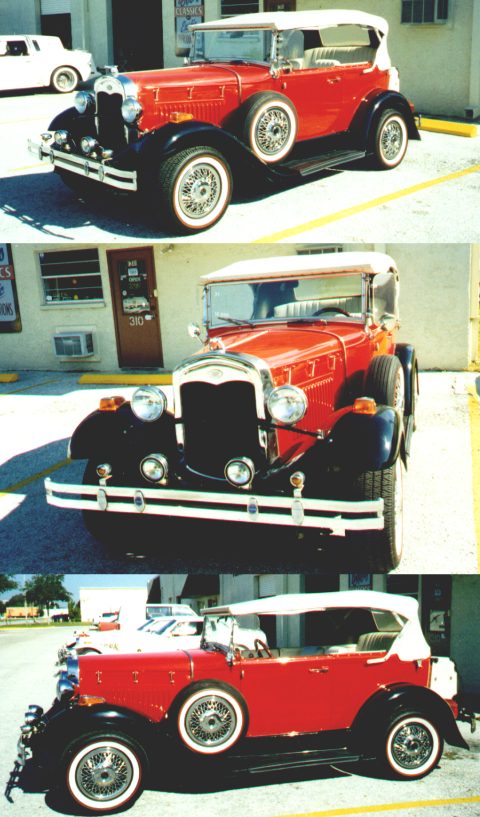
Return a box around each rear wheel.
[51,66,80,93]
[382,713,443,779]
[241,92,298,163]
[63,732,146,811]
[371,109,408,169]
[177,685,246,755]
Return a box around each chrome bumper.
[28,135,137,191]
[45,478,384,536]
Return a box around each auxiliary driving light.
[96,463,112,479]
[54,130,69,146]
[140,453,168,483]
[80,136,99,155]
[290,471,305,491]
[225,457,255,488]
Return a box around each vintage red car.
[45,252,417,571]
[17,591,472,812]
[28,10,419,233]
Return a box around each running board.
[229,746,364,775]
[284,149,366,177]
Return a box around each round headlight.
[121,96,143,124]
[131,387,167,422]
[267,385,307,425]
[54,129,69,146]
[140,453,168,483]
[80,135,98,155]
[225,457,255,488]
[74,91,95,114]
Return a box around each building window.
[39,249,103,304]
[221,0,259,18]
[401,0,449,24]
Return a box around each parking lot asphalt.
[0,91,479,243]
[1,626,479,817]
[0,370,478,575]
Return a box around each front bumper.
[45,477,384,536]
[28,135,137,191]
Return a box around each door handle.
[309,667,329,673]
[327,77,341,84]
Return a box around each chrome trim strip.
[28,139,137,191]
[45,478,384,535]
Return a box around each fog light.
[140,453,168,483]
[225,457,255,488]
[54,130,69,146]
[27,705,44,717]
[290,471,305,491]
[80,136,99,155]
[96,463,112,479]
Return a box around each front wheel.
[350,457,403,572]
[51,66,80,93]
[382,713,443,779]
[63,733,146,811]
[156,146,232,233]
[371,109,408,169]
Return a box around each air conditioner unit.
[53,332,94,358]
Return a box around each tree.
[0,574,17,595]
[68,600,81,621]
[23,575,71,616]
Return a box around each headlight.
[74,91,95,114]
[225,457,255,488]
[121,96,143,123]
[267,385,307,425]
[131,386,167,422]
[140,453,168,482]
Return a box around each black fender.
[32,703,160,771]
[69,401,177,463]
[394,343,418,417]
[325,405,402,471]
[350,90,420,150]
[131,121,276,188]
[351,684,469,753]
[48,106,97,144]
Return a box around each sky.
[2,574,158,602]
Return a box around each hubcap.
[381,120,404,161]
[256,108,291,154]
[391,722,433,769]
[178,163,222,219]
[76,746,133,801]
[185,695,236,747]
[57,71,74,90]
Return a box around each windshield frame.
[189,26,276,66]
[203,272,369,331]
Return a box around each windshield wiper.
[216,314,254,327]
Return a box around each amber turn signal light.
[353,397,377,415]
[99,396,126,411]
[77,695,107,707]
[169,111,194,123]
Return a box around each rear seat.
[356,631,398,652]
[303,45,375,69]
[273,296,361,319]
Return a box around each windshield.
[191,28,273,63]
[202,614,266,651]
[206,273,364,329]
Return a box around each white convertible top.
[201,252,397,285]
[191,10,388,35]
[202,591,430,662]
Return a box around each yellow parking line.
[0,378,60,394]
[0,373,19,383]
[468,385,480,571]
[7,162,46,173]
[278,795,480,817]
[78,373,172,385]
[254,163,480,243]
[0,459,69,497]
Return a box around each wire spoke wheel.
[255,107,292,156]
[185,695,237,748]
[178,162,223,220]
[391,722,433,770]
[77,747,132,800]
[373,110,408,169]
[380,119,404,162]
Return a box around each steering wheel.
[254,638,273,658]
[313,307,350,317]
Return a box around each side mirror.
[380,313,397,331]
[188,322,201,340]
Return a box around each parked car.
[46,252,417,571]
[0,35,96,93]
[18,591,473,812]
[93,611,120,632]
[28,10,419,233]
[145,603,196,619]
[59,616,206,660]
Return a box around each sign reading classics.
[175,0,204,57]
[0,244,21,331]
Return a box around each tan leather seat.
[356,631,398,652]
[304,45,375,68]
